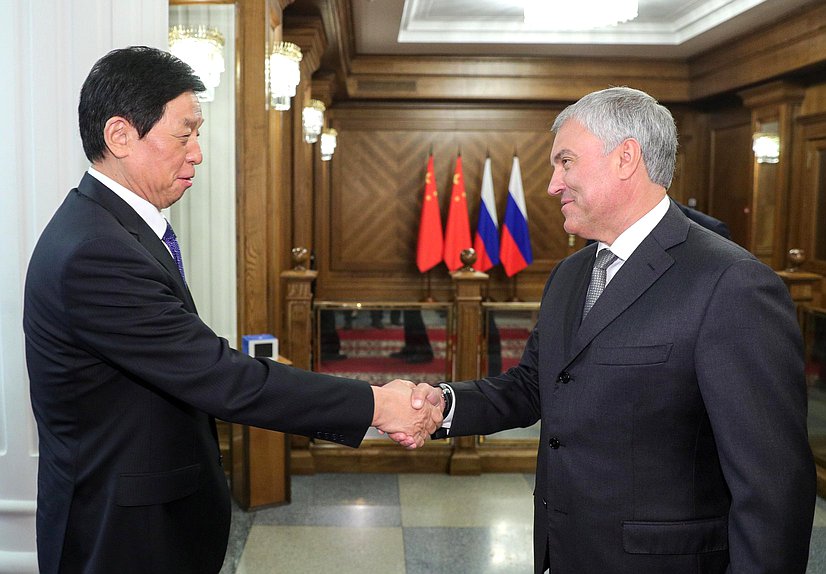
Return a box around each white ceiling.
[352,0,821,59]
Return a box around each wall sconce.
[752,133,780,164]
[302,100,326,143]
[268,41,302,111]
[320,128,337,161]
[169,25,225,103]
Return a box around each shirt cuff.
[440,383,455,431]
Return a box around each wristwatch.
[438,383,453,418]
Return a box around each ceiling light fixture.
[523,0,638,30]
[169,26,226,103]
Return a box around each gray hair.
[551,87,677,189]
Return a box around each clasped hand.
[371,379,443,449]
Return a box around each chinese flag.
[443,155,472,271]
[416,153,444,273]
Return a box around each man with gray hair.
[413,86,815,573]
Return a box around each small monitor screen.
[253,343,273,357]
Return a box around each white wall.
[169,4,238,345]
[0,1,167,570]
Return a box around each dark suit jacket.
[24,173,374,574]
[677,202,731,239]
[448,201,814,573]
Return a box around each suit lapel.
[76,173,197,311]
[563,245,597,357]
[567,201,690,362]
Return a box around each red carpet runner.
[318,326,530,385]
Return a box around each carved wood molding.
[797,111,826,128]
[311,72,338,107]
[690,3,826,100]
[739,81,806,110]
[282,269,318,370]
[290,0,826,105]
[284,15,327,76]
[343,55,691,103]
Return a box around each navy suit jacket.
[24,173,374,573]
[676,202,731,239]
[448,201,814,573]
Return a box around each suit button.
[556,371,572,384]
[549,437,561,449]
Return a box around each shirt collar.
[596,195,671,262]
[87,167,168,240]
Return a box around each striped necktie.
[582,249,618,319]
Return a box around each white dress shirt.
[87,167,172,255]
[595,194,670,285]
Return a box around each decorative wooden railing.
[234,247,826,505]
[277,248,540,476]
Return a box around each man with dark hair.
[24,46,441,574]
[408,86,814,573]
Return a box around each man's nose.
[548,170,564,196]
[188,140,203,165]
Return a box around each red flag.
[416,154,444,273]
[443,155,472,271]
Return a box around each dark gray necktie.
[583,249,618,319]
[162,221,186,282]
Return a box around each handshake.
[370,380,445,449]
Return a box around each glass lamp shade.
[169,26,226,103]
[268,42,302,111]
[320,128,338,161]
[302,100,326,143]
[753,133,780,164]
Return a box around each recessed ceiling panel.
[352,0,820,59]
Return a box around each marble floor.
[219,472,826,574]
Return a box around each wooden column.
[282,255,318,474]
[284,16,327,258]
[449,262,489,475]
[230,0,294,511]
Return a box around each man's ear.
[616,137,643,181]
[102,117,133,159]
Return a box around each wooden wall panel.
[709,120,753,247]
[316,105,562,302]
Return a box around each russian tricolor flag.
[500,155,533,276]
[473,156,499,272]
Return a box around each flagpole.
[422,271,435,303]
[508,273,522,302]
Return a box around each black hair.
[78,46,205,163]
